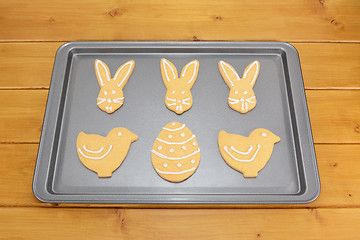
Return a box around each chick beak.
[273,134,281,143]
[129,131,139,142]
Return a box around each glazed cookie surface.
[218,60,259,113]
[161,58,199,114]
[95,59,135,114]
[218,128,280,177]
[77,127,138,177]
[151,122,200,182]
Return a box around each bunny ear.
[242,61,259,87]
[95,59,111,87]
[218,61,240,88]
[113,60,135,89]
[161,58,178,88]
[180,60,199,88]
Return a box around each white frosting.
[177,163,182,167]
[230,145,253,155]
[97,98,106,105]
[112,90,116,94]
[224,144,260,162]
[182,61,198,84]
[172,90,176,94]
[243,91,248,94]
[162,59,176,82]
[107,99,112,103]
[191,159,195,164]
[246,96,256,104]
[168,135,172,138]
[242,61,259,86]
[78,145,112,160]
[181,91,185,94]
[235,91,238,94]
[156,135,195,145]
[95,60,110,86]
[166,97,176,102]
[170,148,174,153]
[164,163,168,167]
[115,61,134,87]
[262,133,267,137]
[104,91,108,95]
[182,146,187,150]
[181,133,185,137]
[83,145,104,153]
[118,132,122,136]
[219,61,240,87]
[172,122,176,126]
[167,103,176,106]
[163,124,185,132]
[151,149,200,160]
[193,142,197,146]
[158,146,163,150]
[155,167,196,175]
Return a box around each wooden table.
[0,0,359,239]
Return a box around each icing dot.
[170,148,174,153]
[182,146,187,150]
[181,91,185,94]
[158,146,163,150]
[118,132,122,136]
[112,90,116,94]
[180,133,185,137]
[104,91,108,95]
[191,159,195,164]
[164,163,168,168]
[177,163,182,167]
[240,98,244,102]
[262,133,267,137]
[193,142,197,146]
[107,99,112,103]
[168,135,172,139]
[178,100,181,103]
[235,91,239,94]
[172,122,176,126]
[172,90,176,94]
[243,91,248,94]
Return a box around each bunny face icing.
[95,59,135,114]
[218,60,260,114]
[161,58,199,114]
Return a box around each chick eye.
[118,132,122,136]
[234,91,239,94]
[112,90,116,94]
[243,91,248,95]
[181,91,185,94]
[104,91,108,95]
[262,133,267,137]
[172,90,176,94]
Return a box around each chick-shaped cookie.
[218,128,280,177]
[161,58,199,114]
[77,127,138,177]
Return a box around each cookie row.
[76,122,280,182]
[95,59,259,115]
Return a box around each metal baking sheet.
[33,41,320,204]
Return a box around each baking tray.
[33,41,320,204]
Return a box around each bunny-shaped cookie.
[161,58,199,114]
[218,60,260,113]
[95,59,135,114]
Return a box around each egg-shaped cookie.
[151,122,200,182]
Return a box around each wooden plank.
[0,143,359,208]
[1,207,359,239]
[0,42,360,89]
[0,90,359,143]
[0,0,359,42]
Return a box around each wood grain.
[0,0,359,42]
[0,141,359,208]
[0,42,359,89]
[0,90,359,143]
[1,207,360,239]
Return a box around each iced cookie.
[218,128,280,177]
[77,127,138,177]
[160,58,199,114]
[95,59,135,114]
[218,60,259,113]
[151,122,200,182]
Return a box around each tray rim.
[32,41,320,204]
